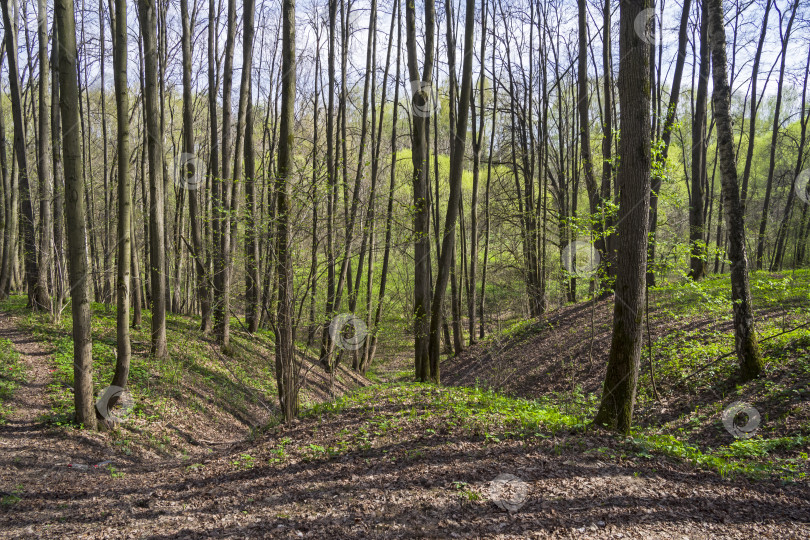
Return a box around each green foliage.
[0,338,25,424]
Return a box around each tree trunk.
[275,0,297,422]
[110,0,132,393]
[54,0,97,430]
[755,0,797,269]
[0,0,49,310]
[242,0,259,333]
[427,0,475,382]
[688,0,709,281]
[593,0,651,434]
[37,0,53,309]
[138,0,168,359]
[404,0,435,381]
[740,0,772,209]
[707,0,763,381]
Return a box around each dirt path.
[0,314,126,525]
[0,315,808,539]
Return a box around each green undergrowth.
[0,337,25,424]
[296,382,808,482]
[0,295,360,456]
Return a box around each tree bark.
[755,0,797,269]
[110,0,132,393]
[138,0,168,359]
[0,0,49,310]
[707,0,763,381]
[688,0,709,281]
[54,0,97,429]
[593,0,651,434]
[275,0,297,422]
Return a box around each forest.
[0,0,808,536]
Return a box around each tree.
[755,0,797,269]
[138,0,168,359]
[54,0,97,430]
[275,0,298,421]
[37,0,53,310]
[110,0,132,394]
[707,0,763,381]
[0,0,49,310]
[688,0,710,281]
[427,0,476,381]
[404,0,435,381]
[593,0,652,434]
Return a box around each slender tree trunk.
[772,43,810,270]
[110,0,132,393]
[243,0,259,333]
[707,0,763,381]
[647,0,691,285]
[37,0,53,309]
[688,0,709,281]
[138,0,168,359]
[51,26,66,317]
[427,0,475,382]
[214,0,237,347]
[275,0,297,422]
[1,0,49,310]
[740,0,772,209]
[55,0,97,430]
[404,0,435,381]
[205,0,219,334]
[756,0,797,269]
[593,0,651,434]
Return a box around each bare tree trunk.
[275,0,297,422]
[707,0,763,381]
[214,0,237,347]
[404,0,435,381]
[205,0,219,334]
[365,0,401,370]
[427,0,475,382]
[1,0,49,310]
[593,0,651,434]
[755,0,797,269]
[688,0,709,281]
[54,0,97,430]
[242,0,259,333]
[180,0,209,333]
[51,27,66,318]
[740,0,772,209]
[772,42,809,270]
[0,44,14,299]
[37,0,53,309]
[138,0,168,359]
[107,0,132,394]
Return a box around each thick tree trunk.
[707,0,763,381]
[593,0,651,434]
[54,0,97,430]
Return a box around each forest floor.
[0,270,809,538]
